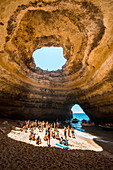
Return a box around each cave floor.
[0,118,113,169]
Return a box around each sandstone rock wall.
[0,0,113,122]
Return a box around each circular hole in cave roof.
[32,46,66,71]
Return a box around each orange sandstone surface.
[0,0,113,122]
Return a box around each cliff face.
[0,0,113,122]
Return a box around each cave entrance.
[71,104,84,114]
[32,46,66,71]
[71,104,90,131]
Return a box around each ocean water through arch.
[71,104,90,131]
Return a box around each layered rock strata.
[0,0,113,122]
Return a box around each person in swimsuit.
[44,135,48,141]
[64,140,68,146]
[64,127,67,140]
[60,137,63,144]
[52,132,55,138]
[36,136,41,145]
[29,134,32,142]
[54,122,56,129]
[71,127,75,138]
[68,126,71,137]
[41,122,44,132]
[32,134,35,141]
[47,127,51,146]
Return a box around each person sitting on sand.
[55,131,60,140]
[64,140,68,146]
[43,135,48,141]
[60,137,68,146]
[32,134,36,141]
[55,135,60,140]
[36,136,42,145]
[30,129,34,135]
[60,137,63,144]
[71,127,75,138]
[29,134,32,141]
[52,132,55,138]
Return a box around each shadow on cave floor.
[93,138,113,156]
[83,125,113,142]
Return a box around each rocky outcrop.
[0,0,113,122]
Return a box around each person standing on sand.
[47,127,51,146]
[54,122,56,129]
[50,123,53,131]
[64,127,67,140]
[68,126,71,137]
[36,136,42,145]
[71,127,75,138]
[32,133,36,141]
[41,122,44,132]
[45,126,48,136]
[46,122,48,129]
[56,122,58,130]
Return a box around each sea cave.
[0,0,113,123]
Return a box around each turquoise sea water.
[70,113,90,132]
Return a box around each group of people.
[17,120,76,147]
[102,123,113,127]
[64,126,75,139]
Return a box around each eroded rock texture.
[0,0,113,122]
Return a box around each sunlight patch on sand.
[7,128,103,151]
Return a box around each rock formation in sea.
[0,0,113,122]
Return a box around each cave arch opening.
[71,104,90,131]
[71,104,90,121]
[71,104,85,114]
[32,46,67,71]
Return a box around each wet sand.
[83,126,113,142]
[83,126,113,155]
[0,118,113,169]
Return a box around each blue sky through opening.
[71,104,84,113]
[32,46,66,71]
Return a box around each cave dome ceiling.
[0,0,113,121]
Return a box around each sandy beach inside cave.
[0,119,113,169]
[7,127,102,152]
